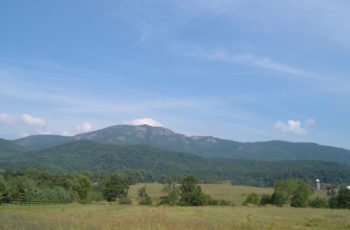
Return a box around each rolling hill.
[11,125,350,165]
[1,140,350,186]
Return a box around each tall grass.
[1,205,350,230]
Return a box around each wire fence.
[0,200,72,206]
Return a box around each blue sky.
[0,0,350,148]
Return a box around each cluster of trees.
[2,168,349,209]
[243,178,350,209]
[0,169,91,203]
[0,168,152,204]
[159,175,232,206]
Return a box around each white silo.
[316,179,320,190]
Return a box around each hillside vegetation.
[11,125,350,165]
[1,140,350,186]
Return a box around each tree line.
[1,168,349,209]
[243,178,350,209]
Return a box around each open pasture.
[1,204,349,230]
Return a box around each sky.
[0,0,350,149]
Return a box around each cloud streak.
[0,113,13,125]
[21,114,46,127]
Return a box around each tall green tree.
[102,174,129,202]
[72,175,92,200]
[271,178,313,207]
[0,176,6,202]
[179,175,207,206]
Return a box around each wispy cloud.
[112,0,232,43]
[0,113,13,125]
[21,114,46,128]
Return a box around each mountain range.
[2,139,350,186]
[2,124,350,186]
[12,124,350,165]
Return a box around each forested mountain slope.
[1,140,350,186]
[11,125,350,165]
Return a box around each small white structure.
[346,186,350,190]
[316,179,320,190]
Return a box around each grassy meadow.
[0,184,347,230]
[128,183,274,205]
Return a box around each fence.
[0,200,72,206]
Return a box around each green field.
[0,184,347,230]
[128,183,326,205]
[1,205,350,230]
[128,183,274,205]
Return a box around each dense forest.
[12,125,350,165]
[1,140,350,187]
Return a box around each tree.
[178,175,207,206]
[271,178,313,207]
[72,176,92,200]
[102,174,129,202]
[0,176,6,203]
[160,174,180,206]
[336,187,350,209]
[138,186,152,205]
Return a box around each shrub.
[329,196,338,209]
[118,198,132,205]
[271,192,287,207]
[260,194,271,206]
[291,193,308,208]
[218,199,233,206]
[243,193,260,205]
[138,187,152,205]
[308,197,328,208]
[336,187,350,209]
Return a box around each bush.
[243,193,260,205]
[336,187,350,209]
[139,196,152,205]
[308,197,328,208]
[271,192,287,207]
[260,194,271,206]
[291,193,308,208]
[329,196,338,209]
[218,199,233,206]
[138,186,152,205]
[118,198,132,205]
